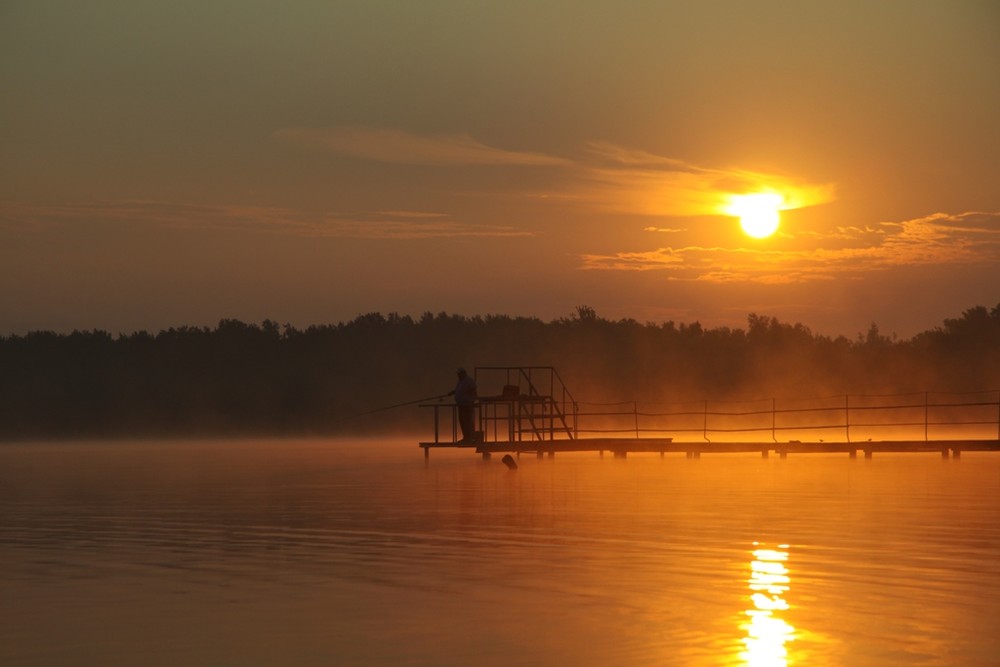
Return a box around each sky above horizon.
[2,1,999,339]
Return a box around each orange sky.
[2,1,998,337]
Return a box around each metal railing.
[420,366,580,444]
[574,390,1000,443]
[421,374,1000,445]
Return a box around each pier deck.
[419,437,1000,460]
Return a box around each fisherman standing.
[448,367,478,443]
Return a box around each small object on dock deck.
[501,454,518,470]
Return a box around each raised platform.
[418,438,1000,460]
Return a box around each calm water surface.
[2,438,999,666]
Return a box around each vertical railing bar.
[434,404,440,444]
[550,369,555,440]
[703,399,710,442]
[845,394,851,443]
[772,397,777,443]
[924,391,929,442]
[549,395,554,441]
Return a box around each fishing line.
[335,394,450,423]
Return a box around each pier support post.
[482,451,491,461]
[864,449,872,459]
[424,446,429,460]
[849,449,857,459]
[761,449,769,459]
[613,450,627,459]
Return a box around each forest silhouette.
[1,304,998,440]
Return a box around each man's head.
[456,367,466,378]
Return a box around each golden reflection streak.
[740,543,795,667]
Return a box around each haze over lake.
[3,438,999,666]
[5,3,999,663]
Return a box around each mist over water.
[2,438,999,666]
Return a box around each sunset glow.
[741,544,795,667]
[727,193,784,239]
[1,5,999,667]
[1,2,998,340]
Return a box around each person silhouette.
[448,367,478,443]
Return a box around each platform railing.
[422,384,1000,445]
[474,366,579,443]
[573,389,1000,443]
[420,366,580,444]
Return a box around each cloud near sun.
[280,124,811,232]
[275,126,834,219]
[274,126,996,284]
[567,142,836,219]
[580,212,1000,283]
[9,129,998,274]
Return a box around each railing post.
[516,400,522,442]
[634,401,639,439]
[549,397,554,441]
[924,391,929,442]
[434,405,440,444]
[703,399,710,442]
[508,401,514,443]
[845,394,851,443]
[772,397,777,443]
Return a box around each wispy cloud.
[566,142,837,217]
[644,226,687,233]
[581,212,1000,283]
[274,126,570,167]
[0,201,533,240]
[275,128,836,218]
[2,136,842,245]
[1,200,298,234]
[315,215,533,239]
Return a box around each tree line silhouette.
[1,304,998,440]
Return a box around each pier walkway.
[418,367,1000,460]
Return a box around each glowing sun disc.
[727,193,783,238]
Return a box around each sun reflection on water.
[741,543,795,666]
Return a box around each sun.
[726,193,784,238]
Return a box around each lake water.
[2,438,999,666]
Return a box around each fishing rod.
[337,393,451,423]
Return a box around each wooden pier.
[419,367,1000,461]
[419,437,1000,460]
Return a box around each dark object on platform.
[501,385,520,399]
[501,454,518,470]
